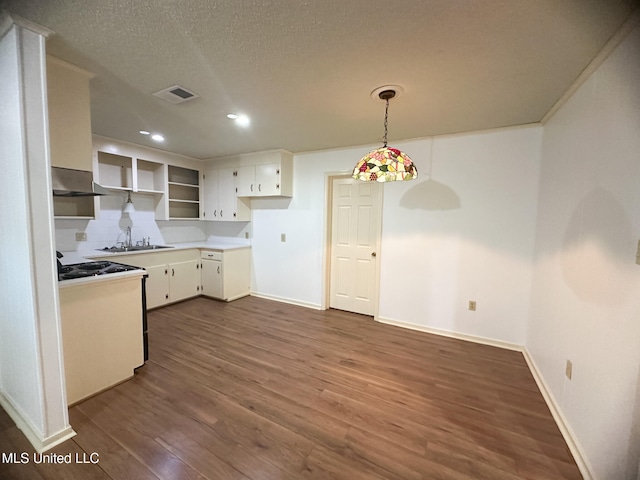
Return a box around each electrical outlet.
[281,233,286,243]
[245,232,249,239]
[468,300,476,311]
[565,360,573,380]
[75,232,87,241]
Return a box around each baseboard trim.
[0,392,76,453]
[375,316,522,351]
[250,292,322,310]
[521,348,594,480]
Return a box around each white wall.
[528,22,640,480]
[0,15,74,451]
[250,126,542,344]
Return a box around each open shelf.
[97,151,133,190]
[167,165,200,219]
[53,196,95,218]
[137,159,165,193]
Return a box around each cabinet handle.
[164,269,168,275]
[250,184,253,192]
[258,184,261,192]
[197,286,200,291]
[217,266,220,274]
[233,212,236,218]
[276,169,280,175]
[276,184,280,190]
[172,268,175,276]
[214,210,217,217]
[165,294,169,299]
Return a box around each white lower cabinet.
[97,247,250,307]
[200,248,250,301]
[168,259,201,302]
[99,250,202,309]
[201,253,223,299]
[145,264,170,309]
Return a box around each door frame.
[321,172,383,317]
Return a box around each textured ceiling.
[3,0,639,159]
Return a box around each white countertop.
[59,241,251,265]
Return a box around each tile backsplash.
[54,191,251,252]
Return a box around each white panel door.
[330,178,381,315]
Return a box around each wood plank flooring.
[0,296,581,479]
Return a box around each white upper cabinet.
[227,150,293,198]
[202,166,250,222]
[47,56,94,171]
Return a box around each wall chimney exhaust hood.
[51,167,109,197]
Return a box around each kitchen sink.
[98,245,174,253]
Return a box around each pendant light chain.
[383,97,389,147]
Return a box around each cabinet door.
[169,260,201,302]
[221,248,251,301]
[236,165,255,197]
[201,259,223,299]
[217,168,238,220]
[255,163,280,196]
[145,264,169,309]
[202,168,219,221]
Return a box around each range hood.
[51,167,109,197]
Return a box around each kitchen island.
[58,268,146,405]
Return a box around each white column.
[0,13,75,451]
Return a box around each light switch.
[76,232,87,241]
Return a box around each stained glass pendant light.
[352,88,417,182]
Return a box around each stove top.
[58,261,143,281]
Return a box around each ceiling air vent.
[152,85,199,104]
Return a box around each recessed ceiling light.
[227,113,250,127]
[235,114,250,127]
[139,130,150,135]
[151,134,165,142]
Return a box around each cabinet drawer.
[201,250,222,261]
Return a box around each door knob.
[371,252,377,257]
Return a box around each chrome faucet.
[125,226,132,247]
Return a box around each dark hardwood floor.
[1,296,581,479]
